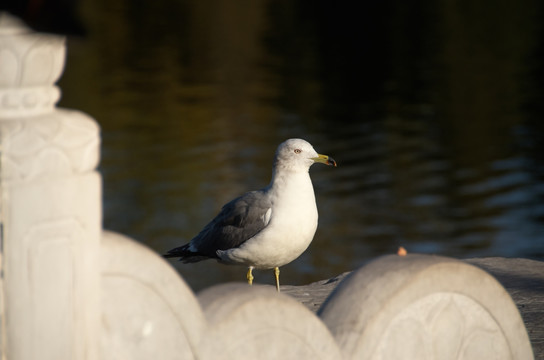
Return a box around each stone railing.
[101,232,534,360]
[0,12,535,360]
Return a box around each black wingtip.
[163,244,190,259]
[163,243,215,263]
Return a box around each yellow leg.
[274,267,280,292]
[247,266,254,285]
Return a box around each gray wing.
[189,190,272,258]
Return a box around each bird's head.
[274,138,337,172]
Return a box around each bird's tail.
[163,244,210,263]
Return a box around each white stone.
[1,110,100,181]
[101,231,206,360]
[0,13,65,117]
[198,283,343,360]
[2,174,101,360]
[0,12,101,360]
[318,254,534,360]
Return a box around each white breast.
[218,172,319,269]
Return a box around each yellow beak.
[312,154,337,167]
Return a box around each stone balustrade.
[0,12,536,360]
[100,232,535,360]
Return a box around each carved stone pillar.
[0,13,100,360]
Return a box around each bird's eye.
[294,149,302,154]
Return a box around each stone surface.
[1,110,100,181]
[281,272,350,312]
[467,258,544,360]
[0,12,101,360]
[317,254,533,360]
[283,257,543,359]
[197,283,343,360]
[0,13,65,118]
[3,175,101,360]
[101,231,206,360]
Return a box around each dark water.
[58,0,544,291]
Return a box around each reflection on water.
[59,0,544,291]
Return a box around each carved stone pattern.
[26,219,82,359]
[373,292,510,360]
[0,109,100,181]
[0,14,66,117]
[5,218,94,359]
[0,86,61,117]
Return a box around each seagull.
[164,138,336,292]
